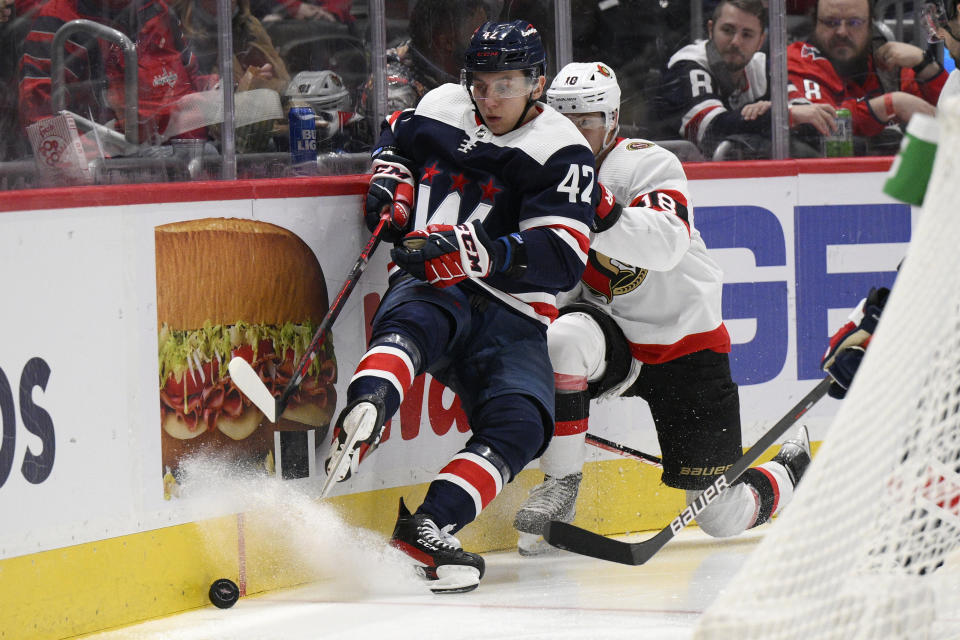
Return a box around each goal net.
[694,97,960,640]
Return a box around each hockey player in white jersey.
[514,61,812,555]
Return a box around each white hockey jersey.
[560,138,730,364]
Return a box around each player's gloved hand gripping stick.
[228,213,392,423]
[544,377,832,565]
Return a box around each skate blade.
[319,407,376,498]
[428,565,481,594]
[517,532,560,557]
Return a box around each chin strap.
[598,125,620,158]
[510,94,539,132]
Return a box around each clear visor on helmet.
[919,2,948,42]
[563,113,608,131]
[461,69,540,101]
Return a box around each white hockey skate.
[320,395,386,498]
[514,472,582,556]
[772,425,812,486]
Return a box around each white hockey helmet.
[547,62,621,137]
[285,70,351,113]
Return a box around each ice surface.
[86,464,765,640]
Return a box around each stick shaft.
[545,377,832,565]
[585,434,662,467]
[278,215,389,414]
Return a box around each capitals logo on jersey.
[581,251,648,303]
[800,43,827,61]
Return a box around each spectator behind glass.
[787,0,948,154]
[249,0,351,24]
[657,0,837,159]
[357,0,489,120]
[173,0,290,94]
[19,0,215,146]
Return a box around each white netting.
[694,97,960,640]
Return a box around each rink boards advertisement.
[0,161,912,637]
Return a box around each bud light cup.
[289,105,317,175]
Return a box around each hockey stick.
[585,434,662,467]
[228,214,391,423]
[543,376,832,565]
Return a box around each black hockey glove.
[365,146,416,243]
[820,286,889,399]
[391,220,525,288]
[592,182,623,233]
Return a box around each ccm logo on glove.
[392,220,515,287]
[365,147,416,243]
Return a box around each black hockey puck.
[209,578,240,609]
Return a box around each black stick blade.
[543,521,640,566]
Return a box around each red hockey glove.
[821,286,889,399]
[365,146,415,243]
[391,220,521,287]
[592,182,623,233]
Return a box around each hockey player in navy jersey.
[513,61,813,555]
[323,21,595,593]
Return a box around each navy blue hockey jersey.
[377,83,595,326]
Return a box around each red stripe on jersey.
[755,466,781,514]
[357,351,412,390]
[629,188,689,210]
[441,457,499,510]
[554,372,588,391]
[684,105,720,142]
[387,110,404,126]
[629,189,691,235]
[555,418,589,436]
[629,323,731,364]
[529,300,559,323]
[547,224,591,256]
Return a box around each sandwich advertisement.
[155,219,339,498]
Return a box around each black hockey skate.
[514,472,582,556]
[772,425,812,485]
[389,498,485,593]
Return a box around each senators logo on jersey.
[581,250,648,303]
